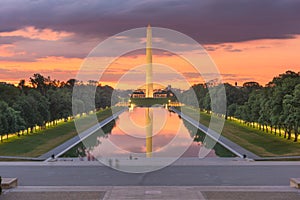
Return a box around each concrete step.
[1,178,18,189]
[290,178,300,189]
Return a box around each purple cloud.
[0,0,299,45]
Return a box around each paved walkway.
[170,107,260,160]
[38,108,127,161]
[1,186,299,200]
[1,159,300,186]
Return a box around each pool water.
[63,107,235,159]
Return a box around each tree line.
[0,73,114,141]
[1,71,299,142]
[182,71,300,142]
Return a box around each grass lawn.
[180,106,300,157]
[0,107,124,157]
[130,98,169,106]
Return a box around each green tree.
[13,96,37,133]
[95,85,114,109]
[283,95,294,140]
[0,101,9,141]
[47,89,72,121]
[0,83,19,106]
[30,73,50,96]
[0,101,25,141]
[227,103,238,119]
[292,84,300,142]
[29,90,50,127]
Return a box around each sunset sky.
[0,0,300,89]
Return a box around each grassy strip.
[180,106,300,157]
[130,98,169,106]
[0,107,124,157]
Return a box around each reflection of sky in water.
[115,106,169,137]
[90,107,217,158]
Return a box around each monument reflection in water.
[62,106,236,171]
[146,107,153,158]
[74,107,234,158]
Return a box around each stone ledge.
[1,178,18,189]
[290,178,300,189]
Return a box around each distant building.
[131,90,145,98]
[131,86,174,98]
[154,90,167,98]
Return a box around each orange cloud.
[0,35,300,88]
[0,26,73,41]
[0,56,82,84]
[0,44,15,57]
[206,35,300,85]
[0,44,26,57]
[1,56,81,71]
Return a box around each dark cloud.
[0,0,300,45]
[204,46,219,52]
[0,37,97,61]
[0,36,21,45]
[182,72,201,79]
[222,45,243,52]
[204,44,244,52]
[223,77,254,83]
[183,72,238,79]
[181,72,256,85]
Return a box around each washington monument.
[146,24,153,98]
[146,25,153,157]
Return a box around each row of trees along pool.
[0,73,114,142]
[182,71,300,142]
[0,71,299,143]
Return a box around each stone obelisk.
[146,107,153,158]
[146,24,153,98]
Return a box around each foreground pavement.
[1,159,300,199]
[1,158,300,186]
[1,186,300,200]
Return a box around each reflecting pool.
[63,107,235,159]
